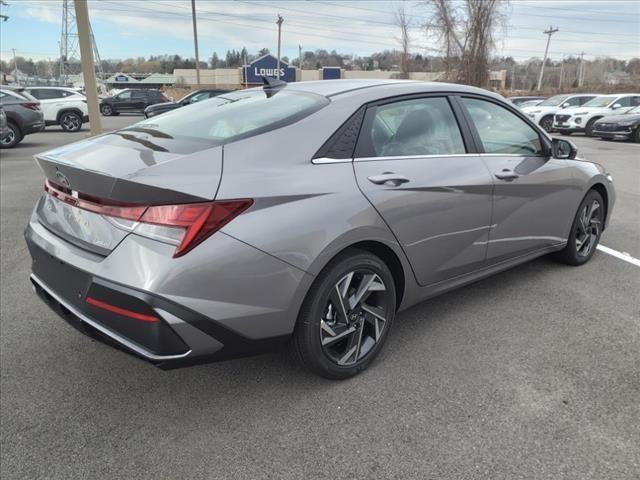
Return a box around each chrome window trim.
[30,274,192,362]
[354,153,477,162]
[311,157,353,164]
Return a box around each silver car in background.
[25,80,615,379]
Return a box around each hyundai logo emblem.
[55,171,70,188]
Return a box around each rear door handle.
[494,169,520,181]
[367,172,410,186]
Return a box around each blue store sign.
[244,54,296,84]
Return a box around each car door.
[130,90,147,111]
[113,90,132,112]
[353,95,494,286]
[458,96,577,264]
[28,89,60,122]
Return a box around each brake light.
[44,181,252,257]
[22,102,40,111]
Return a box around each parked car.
[0,107,10,143]
[26,79,615,379]
[592,105,640,142]
[522,93,599,132]
[100,89,170,116]
[143,89,230,118]
[507,96,545,106]
[24,86,89,132]
[553,93,640,136]
[0,87,45,148]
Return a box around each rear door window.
[356,97,466,157]
[462,97,543,155]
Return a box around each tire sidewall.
[564,190,604,265]
[1,122,21,148]
[60,112,82,132]
[540,116,553,132]
[100,104,112,116]
[296,251,396,379]
[585,118,598,137]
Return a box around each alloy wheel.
[61,113,81,131]
[575,199,601,257]
[541,116,553,132]
[101,105,112,116]
[320,269,391,366]
[1,128,15,146]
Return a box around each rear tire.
[553,190,604,266]
[291,249,396,379]
[100,104,113,116]
[0,122,22,148]
[59,112,82,132]
[559,130,572,136]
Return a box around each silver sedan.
[25,79,615,379]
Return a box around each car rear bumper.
[592,127,633,139]
[25,213,312,369]
[24,121,45,135]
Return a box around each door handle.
[367,172,410,186]
[494,169,520,181]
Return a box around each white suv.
[553,93,640,136]
[23,87,89,132]
[522,93,599,132]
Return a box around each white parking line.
[597,245,640,268]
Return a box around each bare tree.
[395,5,411,79]
[424,0,506,86]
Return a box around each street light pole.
[74,0,101,135]
[191,0,201,85]
[276,14,283,79]
[537,26,558,91]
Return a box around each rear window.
[131,89,329,144]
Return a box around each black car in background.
[143,88,230,118]
[0,87,45,148]
[100,89,169,116]
[592,106,640,142]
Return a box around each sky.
[1,0,639,65]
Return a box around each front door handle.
[494,169,520,181]
[367,172,410,186]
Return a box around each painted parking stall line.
[597,245,640,268]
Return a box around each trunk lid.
[34,130,223,255]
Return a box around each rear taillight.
[22,102,40,111]
[44,180,252,257]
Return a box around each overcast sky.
[1,0,639,64]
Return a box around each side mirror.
[561,102,570,108]
[612,103,622,109]
[552,137,577,159]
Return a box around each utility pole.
[276,14,283,79]
[537,26,558,91]
[191,0,200,85]
[74,0,101,135]
[510,64,515,93]
[578,51,585,87]
[298,44,302,70]
[11,48,18,84]
[559,55,565,90]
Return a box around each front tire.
[0,122,22,148]
[59,112,82,132]
[100,104,113,116]
[553,190,604,266]
[585,118,598,137]
[540,115,554,132]
[633,127,640,143]
[291,249,396,379]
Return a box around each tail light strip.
[44,180,252,257]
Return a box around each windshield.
[131,89,329,144]
[583,96,615,108]
[539,95,570,107]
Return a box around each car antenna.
[262,76,287,97]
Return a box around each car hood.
[146,101,178,110]
[595,113,640,123]
[522,105,559,114]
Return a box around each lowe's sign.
[244,54,296,84]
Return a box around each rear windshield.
[130,88,329,144]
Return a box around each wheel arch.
[590,182,609,229]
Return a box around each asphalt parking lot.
[1,117,639,479]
